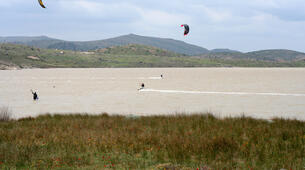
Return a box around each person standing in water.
[31,90,39,101]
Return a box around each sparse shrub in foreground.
[0,106,11,122]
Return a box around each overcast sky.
[0,0,305,52]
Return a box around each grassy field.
[0,113,304,169]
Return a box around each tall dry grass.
[0,113,304,169]
[0,106,11,122]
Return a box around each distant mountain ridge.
[210,49,241,53]
[1,34,305,62]
[0,34,209,55]
[0,36,53,43]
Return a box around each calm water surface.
[0,68,304,120]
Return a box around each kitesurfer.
[31,90,39,101]
[138,83,145,91]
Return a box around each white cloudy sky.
[0,0,305,52]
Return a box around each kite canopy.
[181,24,190,36]
[38,0,46,8]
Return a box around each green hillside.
[199,50,305,62]
[0,34,209,55]
[246,50,305,62]
[0,43,304,70]
[2,35,305,61]
[96,44,182,57]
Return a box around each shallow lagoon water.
[0,68,305,120]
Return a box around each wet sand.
[0,68,305,120]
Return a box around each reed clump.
[0,106,12,122]
[0,113,304,169]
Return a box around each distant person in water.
[161,74,163,79]
[138,83,145,91]
[31,90,39,101]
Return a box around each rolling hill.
[1,43,305,69]
[245,50,305,62]
[2,34,305,62]
[198,49,305,62]
[210,49,241,53]
[0,34,209,55]
[0,43,192,69]
[96,44,182,57]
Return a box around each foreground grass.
[0,114,304,169]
